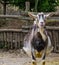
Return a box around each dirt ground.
[0,49,59,65]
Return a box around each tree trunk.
[35,0,38,12]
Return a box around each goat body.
[31,32,47,52]
[23,12,53,65]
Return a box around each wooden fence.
[0,14,59,52]
[46,26,59,53]
[0,29,28,49]
[0,26,59,52]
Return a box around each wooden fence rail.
[0,15,33,21]
[0,15,59,21]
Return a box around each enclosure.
[0,14,59,52]
[0,0,59,65]
[0,14,59,65]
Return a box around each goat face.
[28,12,51,28]
[36,12,45,28]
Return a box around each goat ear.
[28,12,36,19]
[44,13,51,18]
[44,12,54,18]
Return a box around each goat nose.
[41,22,43,23]
[40,22,44,24]
[40,22,45,26]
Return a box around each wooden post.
[3,2,6,15]
[25,1,30,11]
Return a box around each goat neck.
[38,27,47,41]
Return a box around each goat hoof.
[42,61,45,65]
[32,62,37,65]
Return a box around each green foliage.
[11,0,25,10]
[0,0,10,3]
[0,0,59,12]
[56,0,59,5]
[27,0,58,12]
[35,0,57,12]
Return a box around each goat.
[23,12,53,65]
